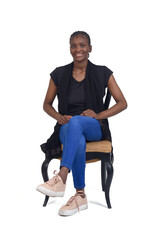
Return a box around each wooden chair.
[40,90,114,208]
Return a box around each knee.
[68,115,82,128]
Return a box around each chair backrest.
[104,89,111,110]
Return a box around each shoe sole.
[36,186,64,197]
[58,204,88,216]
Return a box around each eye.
[71,45,76,49]
[80,44,86,48]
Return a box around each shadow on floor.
[89,200,107,208]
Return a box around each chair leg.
[101,160,114,208]
[43,196,49,207]
[41,156,51,207]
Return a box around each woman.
[37,31,127,216]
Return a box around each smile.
[75,53,84,57]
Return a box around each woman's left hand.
[81,109,98,118]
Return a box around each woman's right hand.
[57,114,72,125]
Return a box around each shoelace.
[66,191,85,212]
[46,170,60,186]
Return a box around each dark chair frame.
[40,89,114,208]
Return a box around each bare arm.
[43,78,72,124]
[81,74,127,119]
[96,74,127,119]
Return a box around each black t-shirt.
[68,77,86,115]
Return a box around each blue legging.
[59,115,102,189]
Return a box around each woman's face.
[70,35,92,62]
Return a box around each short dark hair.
[70,31,91,45]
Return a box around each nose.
[75,45,82,52]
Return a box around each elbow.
[43,102,48,112]
[118,99,127,112]
[43,101,53,113]
[122,99,128,111]
[43,102,45,111]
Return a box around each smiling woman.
[70,32,92,60]
[36,30,127,216]
[70,31,92,82]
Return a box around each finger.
[59,116,67,124]
[63,115,68,120]
[82,109,90,114]
[68,115,72,119]
[85,111,93,117]
[59,119,65,125]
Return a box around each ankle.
[58,172,66,184]
[58,167,69,184]
[76,189,85,198]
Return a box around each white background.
[0,0,160,239]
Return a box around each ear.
[89,45,92,53]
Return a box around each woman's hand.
[57,114,72,125]
[81,109,98,118]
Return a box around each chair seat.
[61,140,112,153]
[60,140,112,163]
[86,140,112,153]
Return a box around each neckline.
[72,77,85,83]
